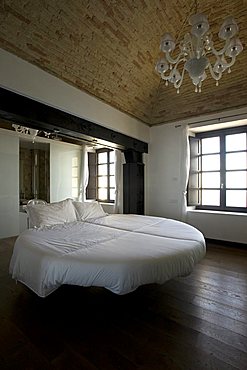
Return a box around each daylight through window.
[97,149,115,203]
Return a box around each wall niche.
[19,140,50,205]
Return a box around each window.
[71,156,79,198]
[86,149,115,203]
[188,126,247,213]
[97,149,115,203]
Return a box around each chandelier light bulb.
[160,33,176,53]
[218,17,239,40]
[155,58,169,74]
[155,11,243,93]
[189,13,209,37]
[225,38,243,57]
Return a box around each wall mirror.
[19,139,50,205]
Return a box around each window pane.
[98,164,107,175]
[202,154,220,171]
[72,188,78,198]
[109,150,115,163]
[110,163,115,175]
[110,189,115,201]
[72,168,78,177]
[98,176,107,187]
[226,152,246,170]
[201,190,220,206]
[72,157,78,167]
[110,175,115,188]
[72,178,78,187]
[98,152,107,164]
[226,190,246,207]
[98,188,107,200]
[226,133,246,152]
[202,172,220,188]
[201,137,220,154]
[226,171,247,188]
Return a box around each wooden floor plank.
[146,288,247,342]
[173,276,247,309]
[197,260,247,280]
[112,314,244,369]
[182,271,247,296]
[164,280,247,326]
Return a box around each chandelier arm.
[173,57,186,71]
[180,33,194,58]
[208,63,222,81]
[210,39,231,57]
[165,51,183,65]
[160,71,170,81]
[224,55,236,69]
[174,67,186,89]
[209,55,236,81]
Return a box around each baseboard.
[206,238,247,249]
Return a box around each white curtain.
[114,149,122,213]
[180,125,190,221]
[79,145,89,202]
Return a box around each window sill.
[99,202,115,206]
[187,208,247,217]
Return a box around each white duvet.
[9,214,206,297]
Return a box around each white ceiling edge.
[152,105,247,130]
[189,117,247,133]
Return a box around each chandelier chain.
[175,0,196,45]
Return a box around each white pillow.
[73,201,107,221]
[26,198,77,228]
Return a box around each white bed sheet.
[86,214,205,244]
[9,215,206,297]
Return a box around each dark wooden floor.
[0,237,247,370]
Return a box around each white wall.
[148,123,184,220]
[0,129,19,238]
[0,49,149,143]
[148,123,247,244]
[187,211,247,244]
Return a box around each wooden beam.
[123,149,144,215]
[0,87,148,153]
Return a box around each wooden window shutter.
[187,136,201,206]
[86,152,97,200]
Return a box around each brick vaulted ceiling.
[0,0,247,126]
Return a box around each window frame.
[96,148,115,203]
[188,125,247,213]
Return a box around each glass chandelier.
[12,124,51,142]
[12,124,39,142]
[155,5,243,93]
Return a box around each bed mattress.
[9,214,206,297]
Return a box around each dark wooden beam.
[123,149,144,215]
[0,87,148,153]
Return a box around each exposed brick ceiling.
[0,0,246,126]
